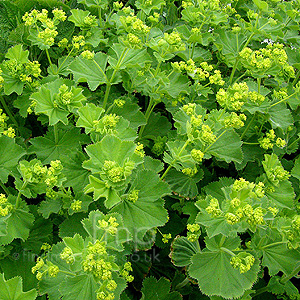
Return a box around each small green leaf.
[0,273,37,300]
[68,9,90,28]
[5,44,28,63]
[170,236,200,267]
[253,0,269,12]
[291,157,300,180]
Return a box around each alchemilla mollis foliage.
[0,0,300,299]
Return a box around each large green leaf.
[31,79,86,126]
[29,125,89,164]
[0,135,25,183]
[108,44,151,70]
[141,277,182,300]
[206,129,243,164]
[111,170,170,238]
[189,236,260,299]
[291,157,300,180]
[0,273,37,300]
[68,52,108,91]
[268,103,293,131]
[0,200,35,245]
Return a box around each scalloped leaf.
[0,273,37,300]
[170,236,200,267]
[0,135,25,183]
[141,276,182,300]
[111,170,170,239]
[189,236,260,299]
[68,52,108,91]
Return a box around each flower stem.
[280,264,300,284]
[0,181,9,195]
[45,48,52,67]
[241,113,256,140]
[160,139,190,180]
[138,98,156,139]
[0,96,18,128]
[15,181,27,209]
[270,92,296,108]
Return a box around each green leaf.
[38,197,62,219]
[135,0,165,15]
[31,78,86,126]
[206,129,243,164]
[59,274,98,300]
[214,30,247,67]
[189,236,260,299]
[0,199,35,245]
[29,124,89,164]
[165,168,203,198]
[268,103,293,131]
[0,135,25,183]
[108,44,151,70]
[0,273,37,300]
[68,9,90,28]
[76,103,105,134]
[253,0,269,12]
[291,157,300,180]
[68,52,108,91]
[141,277,182,300]
[266,180,295,209]
[78,0,108,8]
[170,236,200,267]
[161,72,190,98]
[111,170,170,238]
[261,243,300,276]
[5,44,29,63]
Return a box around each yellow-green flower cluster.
[162,233,172,243]
[102,161,125,183]
[157,30,186,53]
[120,262,134,282]
[72,35,85,49]
[32,257,59,280]
[81,50,95,60]
[70,199,82,211]
[200,124,216,145]
[239,44,295,78]
[182,167,198,177]
[0,109,15,138]
[259,129,286,150]
[206,198,222,217]
[60,246,75,264]
[232,178,265,199]
[216,82,248,111]
[93,114,120,135]
[0,194,11,217]
[127,189,139,203]
[266,165,290,184]
[148,12,160,24]
[22,9,66,48]
[191,149,204,163]
[187,223,201,242]
[98,216,119,235]
[0,67,3,89]
[82,242,112,281]
[230,252,255,273]
[3,57,41,85]
[135,142,145,157]
[224,112,246,129]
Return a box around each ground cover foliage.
[0,0,300,299]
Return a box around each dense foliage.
[0,0,300,299]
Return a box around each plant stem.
[257,77,261,94]
[203,130,227,153]
[45,48,52,67]
[102,48,129,110]
[138,98,156,139]
[160,139,190,180]
[270,92,296,108]
[280,264,300,284]
[252,286,269,298]
[56,47,74,75]
[292,69,300,86]
[15,181,27,209]
[175,277,190,290]
[220,247,236,257]
[0,182,9,195]
[241,113,256,140]
[0,96,18,128]
[260,241,285,250]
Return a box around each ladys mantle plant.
[0,0,300,299]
